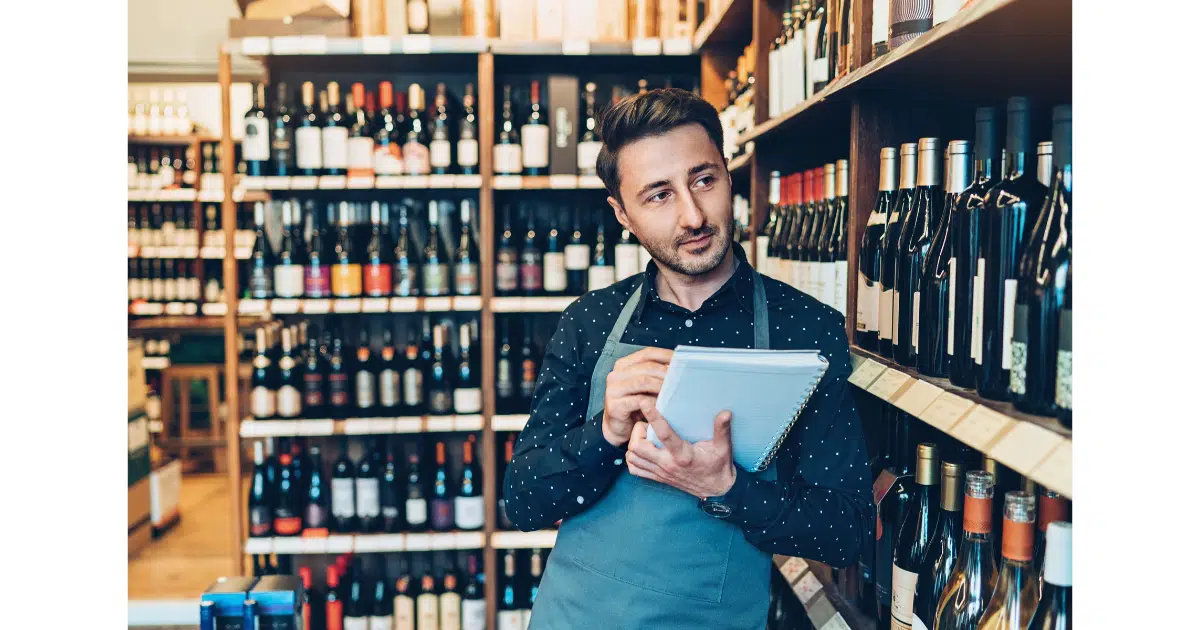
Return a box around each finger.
[626,450,668,478]
[630,421,649,443]
[627,461,659,481]
[608,395,657,422]
[640,399,687,456]
[614,347,674,371]
[606,374,665,398]
[628,432,674,468]
[713,410,733,451]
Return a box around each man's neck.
[654,247,739,312]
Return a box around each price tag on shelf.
[361,36,392,55]
[492,415,529,432]
[289,176,318,190]
[201,302,227,316]
[894,378,943,417]
[165,302,186,316]
[562,39,591,55]
[794,571,824,604]
[400,175,429,188]
[866,368,910,401]
[342,418,374,435]
[240,37,270,56]
[429,533,456,550]
[374,175,403,189]
[549,174,577,189]
[424,297,452,312]
[425,416,455,433]
[298,35,328,54]
[238,299,267,315]
[182,247,199,258]
[989,421,1066,479]
[326,535,354,553]
[454,415,484,431]
[273,537,306,554]
[346,176,375,189]
[452,296,482,311]
[361,297,389,313]
[270,299,301,315]
[318,175,347,190]
[141,246,161,258]
[244,537,272,554]
[847,358,887,389]
[401,34,432,54]
[241,176,266,190]
[631,38,663,56]
[454,532,487,549]
[428,174,455,189]
[576,174,604,189]
[297,537,328,554]
[294,419,335,436]
[778,557,809,583]
[389,297,419,312]
[494,175,523,190]
[1030,441,1072,498]
[183,302,198,315]
[455,174,482,189]
[919,392,975,433]
[406,533,431,551]
[663,38,692,55]
[265,176,290,190]
[491,297,520,312]
[302,299,332,315]
[270,36,302,55]
[951,406,1014,451]
[333,298,361,313]
[355,534,405,552]
[394,417,423,433]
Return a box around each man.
[504,88,873,629]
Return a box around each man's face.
[608,123,734,277]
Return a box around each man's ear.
[608,195,631,232]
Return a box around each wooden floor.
[129,474,240,601]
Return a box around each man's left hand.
[626,401,737,499]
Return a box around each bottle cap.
[1043,521,1072,586]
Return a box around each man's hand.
[601,347,673,447]
[626,402,737,499]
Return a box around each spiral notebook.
[647,346,829,472]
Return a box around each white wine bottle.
[976,491,1039,629]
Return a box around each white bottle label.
[615,244,641,281]
[430,139,452,168]
[543,252,567,291]
[768,48,781,118]
[347,136,375,169]
[322,126,349,168]
[439,593,462,630]
[408,2,429,30]
[454,495,485,530]
[521,125,551,168]
[890,564,919,629]
[375,144,404,175]
[344,618,369,630]
[834,261,848,315]
[417,595,439,630]
[251,387,275,418]
[462,599,487,630]
[497,611,523,630]
[947,258,957,356]
[521,611,532,630]
[857,273,879,333]
[577,140,602,173]
[164,277,177,302]
[1001,278,1017,370]
[356,478,380,517]
[273,265,305,298]
[394,596,416,630]
[972,259,985,364]
[564,244,589,270]
[911,291,921,354]
[892,289,902,343]
[588,266,615,291]
[809,261,823,299]
[819,262,837,307]
[369,616,393,630]
[128,277,141,300]
[175,277,189,301]
[243,118,270,161]
[494,144,523,174]
[277,386,302,418]
[454,388,483,414]
[295,127,323,169]
[331,478,356,518]
[151,278,166,301]
[406,498,427,525]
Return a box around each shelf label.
[271,299,301,314]
[454,415,484,431]
[273,537,306,554]
[265,176,291,190]
[298,537,328,554]
[400,175,429,188]
[455,174,482,189]
[183,302,198,315]
[394,417,423,433]
[452,296,482,311]
[326,535,354,553]
[238,299,267,315]
[492,415,529,432]
[990,422,1066,479]
[847,359,887,389]
[663,38,692,55]
[562,39,591,55]
[389,297,419,312]
[240,176,266,190]
[240,37,270,56]
[294,419,335,436]
[406,533,431,551]
[951,406,1014,451]
[631,38,663,56]
[778,556,809,583]
[289,176,318,190]
[346,175,375,189]
[576,174,604,189]
[401,35,432,54]
[302,299,332,314]
[374,175,403,189]
[454,532,486,549]
[1030,441,1072,498]
[490,297,520,312]
[425,416,455,432]
[244,537,272,554]
[894,379,943,417]
[201,302,227,316]
[423,297,452,312]
[182,247,199,258]
[919,393,975,433]
[361,36,392,54]
[428,174,456,189]
[165,302,186,315]
[361,297,389,313]
[549,174,577,189]
[494,175,523,190]
[429,533,455,550]
[199,189,224,202]
[355,534,405,552]
[866,368,910,401]
[269,36,302,55]
[334,297,363,312]
[318,175,347,190]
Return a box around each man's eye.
[694,175,715,188]
[648,191,671,203]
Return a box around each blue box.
[201,577,259,630]
[249,575,304,630]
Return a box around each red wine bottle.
[880,143,917,359]
[248,441,274,537]
[895,138,942,367]
[918,140,970,378]
[857,148,896,350]
[875,407,914,622]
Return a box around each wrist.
[601,414,628,448]
[710,463,737,497]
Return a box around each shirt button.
[685,319,694,328]
[576,496,585,504]
[615,458,624,465]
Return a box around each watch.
[699,496,734,519]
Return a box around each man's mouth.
[679,232,713,248]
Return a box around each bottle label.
[430,140,452,168]
[306,265,332,298]
[304,502,328,530]
[431,498,454,530]
[454,388,483,414]
[1056,310,1072,410]
[406,498,428,526]
[327,601,344,630]
[521,125,551,168]
[497,361,514,399]
[364,263,393,296]
[243,118,270,161]
[394,262,419,296]
[356,370,377,408]
[356,477,381,517]
[295,127,323,169]
[303,373,324,408]
[520,259,543,291]
[891,288,902,343]
[249,506,273,536]
[322,126,349,168]
[972,259,985,364]
[889,564,919,629]
[274,514,302,536]
[344,618,368,630]
[430,390,453,414]
[1009,302,1029,395]
[439,594,462,630]
[331,478,356,518]
[394,595,416,630]
[403,368,423,406]
[947,258,957,356]
[1002,519,1035,561]
[416,595,439,630]
[347,136,375,171]
[331,264,363,297]
[588,266,616,291]
[151,278,166,301]
[249,266,273,298]
[879,288,894,341]
[911,291,921,354]
[273,264,305,298]
[369,616,393,630]
[461,599,486,630]
[963,495,992,534]
[615,244,641,281]
[163,278,178,302]
[819,262,837,307]
[423,264,451,296]
[497,611,523,630]
[857,273,879,333]
[521,359,538,398]
[1000,278,1018,370]
[408,2,429,29]
[494,143,523,174]
[577,140,602,173]
[403,141,432,175]
[496,257,519,292]
[543,252,567,291]
[375,142,404,175]
[564,244,590,270]
[379,369,401,408]
[278,385,302,418]
[251,386,276,418]
[834,261,848,315]
[457,138,479,168]
[272,123,294,166]
[329,372,349,407]
[454,495,485,529]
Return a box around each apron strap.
[602,282,645,353]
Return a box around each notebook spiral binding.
[748,354,830,473]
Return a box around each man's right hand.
[601,347,673,447]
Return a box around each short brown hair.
[595,88,725,206]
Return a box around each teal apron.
[528,267,776,630]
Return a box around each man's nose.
[677,190,705,231]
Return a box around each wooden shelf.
[490,37,692,56]
[492,175,605,190]
[738,0,1071,146]
[694,0,754,50]
[240,174,482,191]
[128,314,263,332]
[244,531,486,555]
[234,295,483,317]
[728,148,753,178]
[128,188,198,202]
[490,530,557,549]
[142,356,171,370]
[490,296,579,312]
[849,347,1072,498]
[774,556,876,630]
[491,414,530,432]
[128,134,203,146]
[227,36,692,58]
[239,415,485,438]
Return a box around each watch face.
[702,501,733,518]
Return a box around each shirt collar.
[634,242,754,323]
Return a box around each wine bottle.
[243,82,269,177]
[354,329,378,415]
[275,444,304,536]
[1055,265,1072,428]
[462,554,486,630]
[891,442,940,630]
[328,337,350,419]
[565,210,590,294]
[455,323,482,414]
[302,444,329,535]
[427,324,454,415]
[269,82,294,177]
[406,451,429,531]
[251,328,275,419]
[458,84,479,175]
[519,317,539,406]
[976,491,1039,629]
[416,568,439,630]
[496,319,517,413]
[347,83,375,179]
[895,137,942,367]
[403,84,431,176]
[918,140,970,378]
[933,470,997,629]
[306,203,332,298]
[880,143,917,358]
[1010,105,1071,414]
[369,561,393,630]
[248,202,273,299]
[498,433,517,530]
[1028,522,1071,630]
[429,83,453,175]
[797,168,821,295]
[615,228,641,282]
[578,82,602,176]
[857,148,896,349]
[913,461,964,629]
[814,163,837,306]
[394,569,416,630]
[294,81,322,176]
[439,567,462,630]
[355,439,382,533]
[806,0,829,96]
[423,201,451,296]
[498,550,522,630]
[455,436,485,530]
[277,328,302,418]
[377,439,403,533]
[769,174,793,285]
[402,325,426,415]
[523,550,545,628]
[543,211,567,294]
[272,201,304,298]
[831,159,850,314]
[455,200,480,296]
[374,81,404,176]
[761,171,781,274]
[1034,489,1069,591]
[322,82,350,176]
[497,205,520,296]
[331,438,358,533]
[363,202,394,297]
[394,203,421,297]
[345,559,369,630]
[976,97,1049,400]
[522,80,550,176]
[299,334,324,418]
[520,207,544,295]
[248,441,274,537]
[589,223,616,290]
[876,408,914,622]
[430,441,455,531]
[495,85,523,175]
[332,202,363,298]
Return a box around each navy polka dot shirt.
[502,244,873,566]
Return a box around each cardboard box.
[244,0,351,19]
[548,75,580,176]
[228,16,352,38]
[561,0,598,41]
[498,0,537,41]
[534,0,565,41]
[128,340,146,414]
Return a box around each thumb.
[714,410,733,449]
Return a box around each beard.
[639,213,735,277]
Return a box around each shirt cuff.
[572,410,629,471]
[718,466,777,530]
